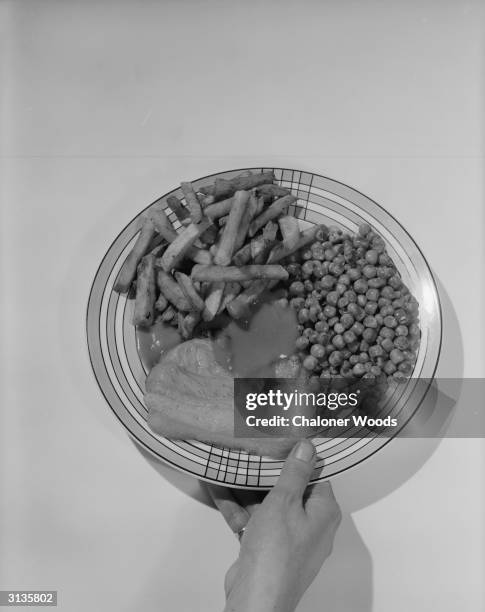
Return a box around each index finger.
[206,484,250,534]
[233,490,267,515]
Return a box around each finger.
[233,490,267,515]
[271,439,316,502]
[206,484,250,534]
[304,481,342,526]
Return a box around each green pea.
[389,349,404,364]
[307,330,319,344]
[309,307,320,322]
[295,336,310,350]
[364,315,378,328]
[328,350,344,366]
[329,262,344,276]
[383,315,397,328]
[383,360,397,375]
[310,344,326,359]
[368,277,386,289]
[311,244,325,261]
[354,279,368,294]
[317,332,331,345]
[365,301,378,315]
[369,345,384,359]
[381,286,395,299]
[365,249,378,265]
[353,363,366,376]
[388,274,402,289]
[302,249,313,260]
[315,320,329,333]
[348,268,361,281]
[380,305,394,317]
[371,237,385,253]
[347,340,360,353]
[343,330,357,344]
[348,303,364,319]
[380,327,395,339]
[377,266,393,279]
[289,281,305,295]
[351,321,364,336]
[298,308,310,323]
[378,297,391,307]
[303,356,318,371]
[302,261,314,276]
[398,361,413,374]
[287,263,302,278]
[321,275,336,289]
[359,223,372,237]
[332,334,345,349]
[379,253,393,266]
[394,308,409,325]
[362,265,377,279]
[405,301,419,315]
[341,313,355,329]
[409,323,420,337]
[394,336,409,351]
[366,288,380,302]
[381,337,394,352]
[362,328,377,343]
[328,226,343,243]
[290,297,305,309]
[344,289,357,302]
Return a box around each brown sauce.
[136,320,181,371]
[212,302,298,377]
[136,296,298,377]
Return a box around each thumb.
[272,439,316,502]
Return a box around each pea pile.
[283,223,420,382]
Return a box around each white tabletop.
[1,2,484,611]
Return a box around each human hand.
[207,439,341,612]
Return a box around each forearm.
[224,562,299,612]
[224,588,297,612]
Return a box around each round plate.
[86,167,442,488]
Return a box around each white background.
[1,1,484,611]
